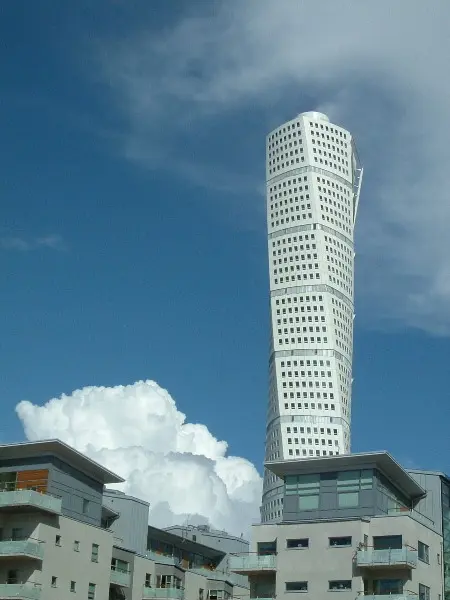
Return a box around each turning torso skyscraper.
[261,111,363,523]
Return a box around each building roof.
[147,525,226,561]
[0,439,124,484]
[265,451,426,499]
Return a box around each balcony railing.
[143,587,185,599]
[229,553,276,573]
[110,568,131,587]
[0,489,62,514]
[356,547,417,569]
[0,539,44,560]
[0,583,41,599]
[146,551,180,566]
[359,594,417,600]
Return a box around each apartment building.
[0,440,249,600]
[230,452,449,600]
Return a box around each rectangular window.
[418,541,430,563]
[329,536,352,547]
[299,494,319,510]
[51,576,57,588]
[199,589,204,600]
[287,538,309,549]
[419,584,430,600]
[373,535,402,550]
[73,540,80,552]
[70,581,76,593]
[55,535,61,546]
[338,492,359,507]
[329,581,351,591]
[11,528,22,541]
[286,581,308,592]
[82,499,90,514]
[145,574,152,588]
[7,570,18,584]
[91,543,99,563]
[88,583,96,599]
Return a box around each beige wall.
[248,514,443,600]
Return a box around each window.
[418,541,429,563]
[91,543,99,563]
[88,583,96,599]
[329,581,351,591]
[11,528,22,541]
[55,535,61,546]
[286,581,308,592]
[51,576,58,588]
[299,494,319,510]
[145,574,151,588]
[338,492,359,507]
[329,536,352,547]
[373,535,402,550]
[7,570,18,584]
[199,589,204,600]
[70,581,76,593]
[73,540,80,552]
[419,584,430,600]
[82,499,90,514]
[287,538,309,549]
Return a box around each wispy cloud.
[1,234,66,252]
[97,0,450,335]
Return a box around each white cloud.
[98,0,450,334]
[16,380,262,535]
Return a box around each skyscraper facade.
[262,111,362,522]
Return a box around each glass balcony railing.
[229,553,276,572]
[356,548,417,568]
[0,583,42,599]
[361,595,417,600]
[0,489,62,514]
[0,539,44,560]
[142,587,185,599]
[145,551,180,566]
[110,568,131,587]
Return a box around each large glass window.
[373,579,403,595]
[338,492,359,507]
[373,535,402,550]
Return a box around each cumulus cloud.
[16,380,262,535]
[98,0,450,334]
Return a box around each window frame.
[329,580,352,591]
[418,541,430,564]
[286,581,308,593]
[329,536,352,548]
[286,538,309,549]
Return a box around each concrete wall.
[104,489,150,554]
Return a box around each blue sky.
[1,0,449,501]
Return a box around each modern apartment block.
[0,440,249,600]
[263,110,363,521]
[230,452,449,600]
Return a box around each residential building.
[0,440,249,600]
[230,452,448,600]
[263,110,363,522]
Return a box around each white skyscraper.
[261,111,363,523]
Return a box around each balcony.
[360,595,417,600]
[0,490,61,515]
[356,547,417,569]
[143,587,185,599]
[110,568,131,587]
[146,551,180,566]
[0,583,41,599]
[0,539,44,560]
[229,553,276,574]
